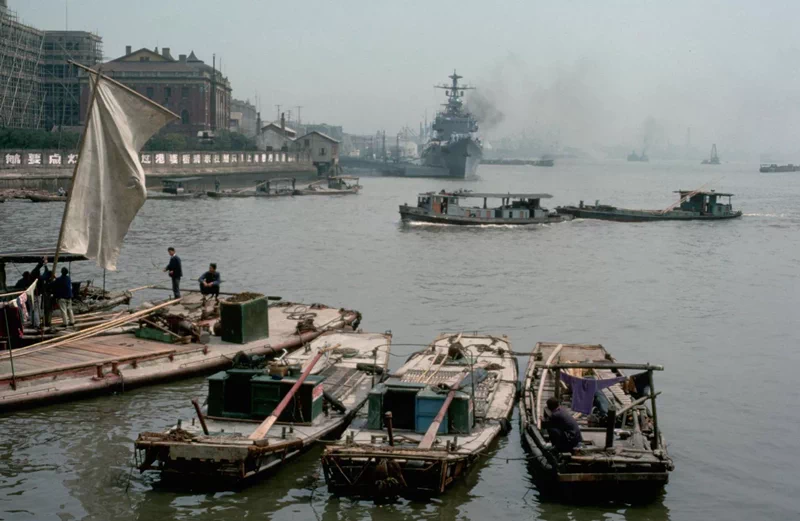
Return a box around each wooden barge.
[557,190,742,222]
[520,342,673,501]
[322,333,517,499]
[134,330,390,487]
[294,176,361,195]
[400,191,569,225]
[206,177,297,198]
[0,296,359,412]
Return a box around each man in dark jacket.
[198,263,221,301]
[163,247,182,298]
[544,397,582,453]
[51,267,74,328]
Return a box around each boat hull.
[322,448,481,499]
[557,206,742,222]
[27,194,66,202]
[400,205,569,225]
[206,191,292,198]
[419,138,482,179]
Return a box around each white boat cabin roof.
[418,191,552,199]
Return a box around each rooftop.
[420,191,553,199]
[0,249,87,264]
[675,190,734,197]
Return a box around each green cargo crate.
[367,383,387,429]
[250,374,327,423]
[206,371,228,417]
[219,294,269,344]
[134,326,175,343]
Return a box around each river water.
[0,160,798,520]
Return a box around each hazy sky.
[14,0,800,157]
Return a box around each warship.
[405,71,483,178]
[340,72,482,179]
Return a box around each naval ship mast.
[434,71,475,120]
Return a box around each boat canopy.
[0,249,88,264]
[674,190,734,197]
[420,192,552,199]
[161,177,204,184]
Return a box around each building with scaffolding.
[42,31,102,130]
[0,0,45,129]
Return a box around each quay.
[0,148,318,190]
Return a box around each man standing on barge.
[164,247,182,298]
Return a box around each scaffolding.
[0,5,45,129]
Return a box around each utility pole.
[275,104,281,122]
[211,53,217,131]
[287,109,292,125]
[295,105,303,125]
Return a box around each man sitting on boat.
[198,263,221,301]
[544,397,582,453]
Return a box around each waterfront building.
[230,98,257,137]
[297,130,339,174]
[80,46,231,135]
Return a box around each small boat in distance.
[207,177,297,198]
[134,330,390,487]
[295,176,361,195]
[701,144,720,165]
[400,190,569,225]
[147,177,206,199]
[27,192,67,202]
[627,150,649,162]
[759,163,800,173]
[520,342,673,502]
[322,333,517,499]
[556,189,742,222]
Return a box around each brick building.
[80,46,231,135]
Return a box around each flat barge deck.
[0,301,358,412]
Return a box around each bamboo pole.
[536,344,563,429]
[52,70,102,276]
[0,298,180,360]
[648,369,660,450]
[545,362,664,371]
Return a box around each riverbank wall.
[0,149,318,189]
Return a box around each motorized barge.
[400,191,569,225]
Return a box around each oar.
[418,371,467,450]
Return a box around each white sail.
[58,72,178,270]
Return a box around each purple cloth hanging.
[560,373,626,414]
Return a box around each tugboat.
[556,189,742,222]
[134,330,391,487]
[701,144,720,165]
[322,333,517,499]
[520,342,673,501]
[400,190,569,225]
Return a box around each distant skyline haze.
[14,0,800,159]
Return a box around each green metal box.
[135,326,175,343]
[414,388,473,435]
[250,374,327,424]
[219,294,269,344]
[206,371,228,417]
[367,383,387,430]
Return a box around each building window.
[304,139,310,147]
[164,87,172,99]
[320,147,326,156]
[181,110,190,125]
[181,86,189,98]
[146,87,154,99]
